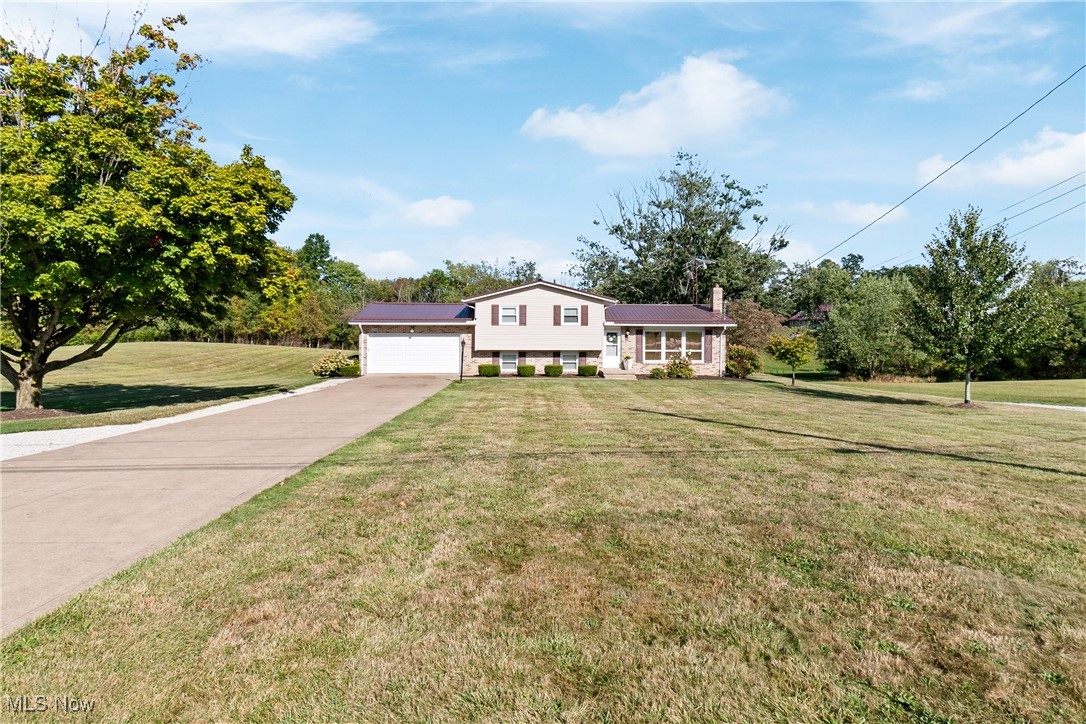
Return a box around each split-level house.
[349,280,737,376]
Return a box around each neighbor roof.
[787,304,832,322]
[462,279,618,304]
[349,302,474,324]
[604,304,735,326]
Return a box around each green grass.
[3,378,1083,720]
[826,378,1086,407]
[1,342,333,433]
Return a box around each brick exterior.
[613,328,727,376]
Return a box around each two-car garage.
[364,333,462,374]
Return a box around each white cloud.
[361,250,417,277]
[0,2,377,61]
[522,52,787,157]
[863,3,1053,56]
[402,196,474,227]
[918,128,1086,188]
[793,201,907,225]
[450,234,575,282]
[897,79,950,103]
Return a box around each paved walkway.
[1,375,450,635]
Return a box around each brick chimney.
[711,284,724,315]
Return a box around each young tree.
[573,151,788,303]
[0,19,294,408]
[766,333,817,386]
[912,207,1040,404]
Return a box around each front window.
[643,330,703,363]
[500,351,518,372]
[560,351,578,372]
[562,306,580,324]
[500,306,518,325]
[644,331,663,362]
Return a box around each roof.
[604,304,735,326]
[349,302,474,324]
[462,279,618,304]
[788,304,832,322]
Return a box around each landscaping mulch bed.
[0,408,81,422]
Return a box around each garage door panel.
[368,334,460,374]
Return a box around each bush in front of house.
[478,364,500,377]
[517,364,536,377]
[312,351,351,377]
[336,363,361,378]
[665,356,695,379]
[726,345,762,379]
[649,367,667,379]
[544,364,563,377]
[577,365,598,377]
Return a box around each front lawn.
[2,379,1083,720]
[826,378,1086,407]
[0,342,332,433]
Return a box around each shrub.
[517,364,536,377]
[544,364,564,377]
[478,364,500,377]
[665,356,695,379]
[649,367,667,379]
[312,350,351,377]
[578,365,598,377]
[336,363,361,378]
[726,345,762,379]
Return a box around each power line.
[1007,201,1086,239]
[982,184,1086,231]
[808,63,1086,265]
[993,171,1084,214]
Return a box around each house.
[787,304,832,329]
[348,280,737,376]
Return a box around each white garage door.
[367,333,461,374]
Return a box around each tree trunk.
[791,367,796,386]
[964,369,972,404]
[15,367,44,409]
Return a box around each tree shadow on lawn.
[751,379,936,407]
[763,370,840,383]
[627,407,1085,479]
[0,383,288,414]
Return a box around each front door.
[603,329,621,368]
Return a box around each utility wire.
[1007,201,1086,239]
[993,171,1084,214]
[808,63,1086,265]
[982,184,1086,231]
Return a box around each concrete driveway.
[1,375,450,635]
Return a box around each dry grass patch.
[2,378,1084,720]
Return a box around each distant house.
[349,280,737,376]
[787,304,832,329]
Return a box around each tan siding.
[473,288,606,351]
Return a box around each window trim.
[560,350,579,372]
[499,351,518,372]
[500,305,518,325]
[642,329,704,364]
[561,305,581,325]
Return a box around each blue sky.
[4,1,1084,281]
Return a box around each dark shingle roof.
[604,304,735,326]
[350,303,474,324]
